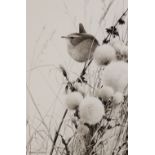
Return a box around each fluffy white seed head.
[111,40,128,55]
[94,44,116,65]
[77,124,89,136]
[79,96,105,125]
[122,45,128,55]
[95,86,114,101]
[113,92,124,104]
[102,61,128,93]
[111,40,128,61]
[65,92,83,110]
[99,86,114,101]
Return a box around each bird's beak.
[61,36,69,39]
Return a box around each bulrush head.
[62,23,99,62]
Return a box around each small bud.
[77,124,89,136]
[113,92,124,104]
[102,61,128,93]
[94,44,116,66]
[65,92,83,110]
[79,96,105,125]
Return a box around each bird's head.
[61,23,99,47]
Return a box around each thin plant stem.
[50,109,68,155]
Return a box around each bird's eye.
[70,37,74,39]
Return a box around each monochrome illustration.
[27,0,128,154]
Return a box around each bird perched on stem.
[61,23,99,62]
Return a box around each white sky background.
[27,0,127,153]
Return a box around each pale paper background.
[27,0,127,153]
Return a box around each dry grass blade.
[50,109,68,155]
[26,84,53,142]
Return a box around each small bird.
[61,23,99,62]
